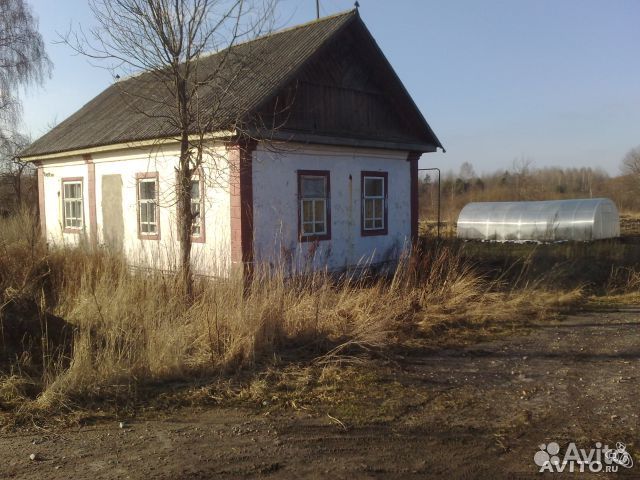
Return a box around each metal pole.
[437,169,441,238]
[316,0,320,19]
[418,167,441,239]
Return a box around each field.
[1,211,639,478]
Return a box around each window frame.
[136,172,161,241]
[61,177,84,233]
[175,171,206,244]
[297,170,331,242]
[189,173,206,243]
[361,171,388,237]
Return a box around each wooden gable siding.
[254,22,430,147]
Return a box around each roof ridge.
[116,9,357,82]
[200,8,357,57]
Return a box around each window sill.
[299,234,331,243]
[361,228,388,237]
[63,227,83,234]
[138,233,160,241]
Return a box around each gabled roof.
[21,10,442,159]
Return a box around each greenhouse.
[456,198,620,242]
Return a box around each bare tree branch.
[0,0,52,133]
[59,0,277,295]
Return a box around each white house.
[20,10,443,277]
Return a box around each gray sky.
[20,0,640,176]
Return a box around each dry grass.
[590,264,640,305]
[0,209,584,416]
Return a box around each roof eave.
[19,129,237,162]
[248,128,438,153]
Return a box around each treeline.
[419,162,640,224]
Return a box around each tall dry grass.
[0,209,582,412]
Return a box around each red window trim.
[361,171,388,237]
[83,154,98,246]
[175,170,206,244]
[297,170,331,242]
[61,177,84,234]
[136,172,161,241]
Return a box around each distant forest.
[419,158,640,226]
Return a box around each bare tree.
[0,1,49,213]
[621,146,640,178]
[458,161,475,182]
[63,0,276,294]
[0,131,34,209]
[0,0,52,130]
[512,156,534,199]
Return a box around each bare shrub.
[606,266,640,296]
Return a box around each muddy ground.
[1,308,639,479]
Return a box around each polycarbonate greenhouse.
[457,198,620,242]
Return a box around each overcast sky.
[20,0,640,176]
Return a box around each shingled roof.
[22,10,441,159]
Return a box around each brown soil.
[1,308,639,479]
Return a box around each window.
[190,176,205,242]
[137,173,160,239]
[175,172,205,243]
[361,171,388,236]
[62,178,84,231]
[298,170,330,241]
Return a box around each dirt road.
[2,308,639,479]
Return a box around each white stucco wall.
[252,143,412,272]
[40,142,231,276]
[39,140,413,276]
